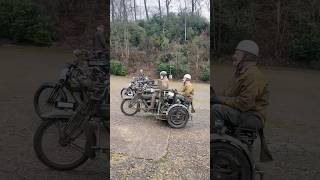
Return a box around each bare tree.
[133,0,137,20]
[191,0,196,15]
[111,0,115,21]
[144,0,149,21]
[165,0,172,16]
[184,0,187,41]
[158,0,162,18]
[122,0,127,22]
[191,0,202,15]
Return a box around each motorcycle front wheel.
[211,141,253,180]
[33,119,88,171]
[120,99,140,116]
[33,84,68,118]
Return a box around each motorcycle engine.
[160,102,170,112]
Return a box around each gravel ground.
[110,76,210,179]
[2,45,318,179]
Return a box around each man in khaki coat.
[212,40,272,162]
[180,74,195,113]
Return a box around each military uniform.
[212,40,273,162]
[181,82,194,99]
[150,79,169,109]
[180,82,195,113]
[223,61,269,124]
[213,61,269,127]
[94,31,107,50]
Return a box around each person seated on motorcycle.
[212,40,272,162]
[137,69,146,81]
[149,71,170,110]
[177,74,195,113]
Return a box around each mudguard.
[211,134,255,180]
[39,82,58,88]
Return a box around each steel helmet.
[183,74,191,80]
[160,71,167,76]
[236,40,259,56]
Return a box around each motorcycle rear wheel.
[211,141,253,180]
[167,106,189,128]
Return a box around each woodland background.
[110,0,210,81]
[1,0,319,74]
[212,0,320,69]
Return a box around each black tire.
[121,88,134,99]
[33,84,68,118]
[33,119,89,171]
[120,99,139,116]
[211,141,253,180]
[120,88,127,99]
[167,106,189,128]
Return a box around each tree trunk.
[158,0,162,18]
[192,0,195,15]
[144,0,149,21]
[166,0,171,16]
[133,0,137,21]
[184,0,187,41]
[111,0,115,21]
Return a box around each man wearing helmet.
[149,71,170,109]
[212,40,272,162]
[180,74,195,113]
[138,69,145,81]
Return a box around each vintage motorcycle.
[120,85,192,128]
[33,64,109,171]
[33,49,107,118]
[211,88,271,180]
[120,76,155,99]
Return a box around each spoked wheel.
[120,99,139,116]
[33,119,88,171]
[211,142,253,180]
[120,88,134,99]
[167,106,189,128]
[34,84,68,118]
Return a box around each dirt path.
[2,45,318,179]
[0,45,107,180]
[110,76,210,179]
[213,64,320,180]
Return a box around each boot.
[259,129,273,162]
[191,102,195,113]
